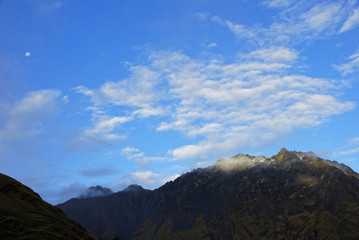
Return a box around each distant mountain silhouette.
[0,173,100,240]
[80,185,113,199]
[58,148,359,240]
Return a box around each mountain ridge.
[211,148,359,179]
[58,149,359,240]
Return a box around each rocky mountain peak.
[272,148,294,162]
[79,185,113,198]
[211,148,323,171]
[271,148,319,162]
[123,184,145,192]
[211,154,267,170]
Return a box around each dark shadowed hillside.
[58,149,359,240]
[58,185,152,240]
[0,173,100,240]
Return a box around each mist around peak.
[123,184,145,192]
[79,185,113,199]
[209,148,358,179]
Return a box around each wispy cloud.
[72,65,166,150]
[121,147,165,166]
[299,2,342,33]
[339,7,359,33]
[211,1,357,46]
[211,16,256,40]
[207,42,217,48]
[69,115,130,151]
[0,89,61,145]
[124,171,180,189]
[335,50,359,76]
[330,137,359,159]
[85,116,132,139]
[262,0,294,8]
[73,86,95,97]
[242,46,298,62]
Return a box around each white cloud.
[147,51,353,160]
[207,42,217,48]
[100,66,161,108]
[299,2,342,33]
[213,1,355,46]
[124,171,180,189]
[188,123,223,136]
[13,89,61,114]
[335,147,359,157]
[73,65,166,147]
[0,89,61,143]
[348,137,359,146]
[62,95,69,103]
[74,116,131,147]
[330,137,359,159]
[122,147,144,158]
[170,144,212,160]
[132,107,165,118]
[94,116,132,132]
[130,171,160,185]
[211,16,255,39]
[335,50,359,75]
[340,7,359,33]
[262,0,294,8]
[73,86,94,97]
[193,12,208,21]
[121,146,165,166]
[75,48,354,161]
[288,94,354,117]
[243,47,298,62]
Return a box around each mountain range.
[57,148,359,240]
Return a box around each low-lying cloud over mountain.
[79,185,113,199]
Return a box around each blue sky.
[1,0,359,204]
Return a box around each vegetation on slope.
[0,173,100,240]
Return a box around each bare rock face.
[58,149,359,240]
[0,173,100,240]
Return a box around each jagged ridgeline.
[0,173,100,240]
[58,149,359,240]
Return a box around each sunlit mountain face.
[58,149,359,240]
